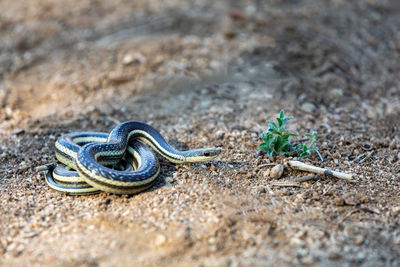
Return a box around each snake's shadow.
[126,139,190,196]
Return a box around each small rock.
[108,72,131,83]
[222,30,236,39]
[392,206,400,214]
[22,232,38,238]
[122,53,146,65]
[226,258,239,267]
[257,186,266,194]
[328,88,344,100]
[12,128,25,135]
[334,197,345,206]
[215,130,225,140]
[328,248,341,260]
[165,177,175,183]
[165,177,177,187]
[19,161,28,171]
[208,237,216,244]
[343,193,360,206]
[301,255,315,265]
[312,192,320,201]
[320,73,347,89]
[359,196,369,204]
[353,235,364,246]
[262,169,270,178]
[7,242,18,252]
[154,234,166,247]
[270,164,284,179]
[122,54,135,65]
[300,102,316,113]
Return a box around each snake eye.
[203,152,211,157]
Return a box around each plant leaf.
[279,110,285,120]
[282,142,291,152]
[268,129,281,135]
[282,116,293,125]
[283,132,298,139]
[267,121,278,131]
[265,133,272,142]
[258,143,269,151]
[299,152,309,158]
[277,117,282,127]
[274,135,282,152]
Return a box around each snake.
[38,121,221,195]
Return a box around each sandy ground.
[0,0,399,266]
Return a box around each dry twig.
[258,163,276,168]
[270,181,301,187]
[288,160,355,183]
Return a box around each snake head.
[185,148,221,163]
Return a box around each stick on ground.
[270,181,301,187]
[288,160,355,183]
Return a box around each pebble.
[333,197,345,206]
[342,193,360,206]
[154,234,166,247]
[165,177,177,187]
[7,242,18,251]
[353,235,364,246]
[270,165,284,179]
[208,237,216,244]
[257,186,266,194]
[121,54,134,65]
[328,88,344,100]
[122,53,146,65]
[300,102,316,113]
[215,130,225,139]
[328,248,342,260]
[12,128,25,135]
[22,232,37,238]
[262,169,270,178]
[312,192,320,201]
[108,72,131,83]
[392,206,400,214]
[301,255,315,265]
[19,161,28,171]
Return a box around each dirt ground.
[0,0,399,266]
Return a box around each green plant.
[258,110,320,158]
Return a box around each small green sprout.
[258,110,320,159]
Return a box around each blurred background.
[1,0,399,125]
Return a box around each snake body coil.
[42,121,220,195]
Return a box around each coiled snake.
[37,121,220,195]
